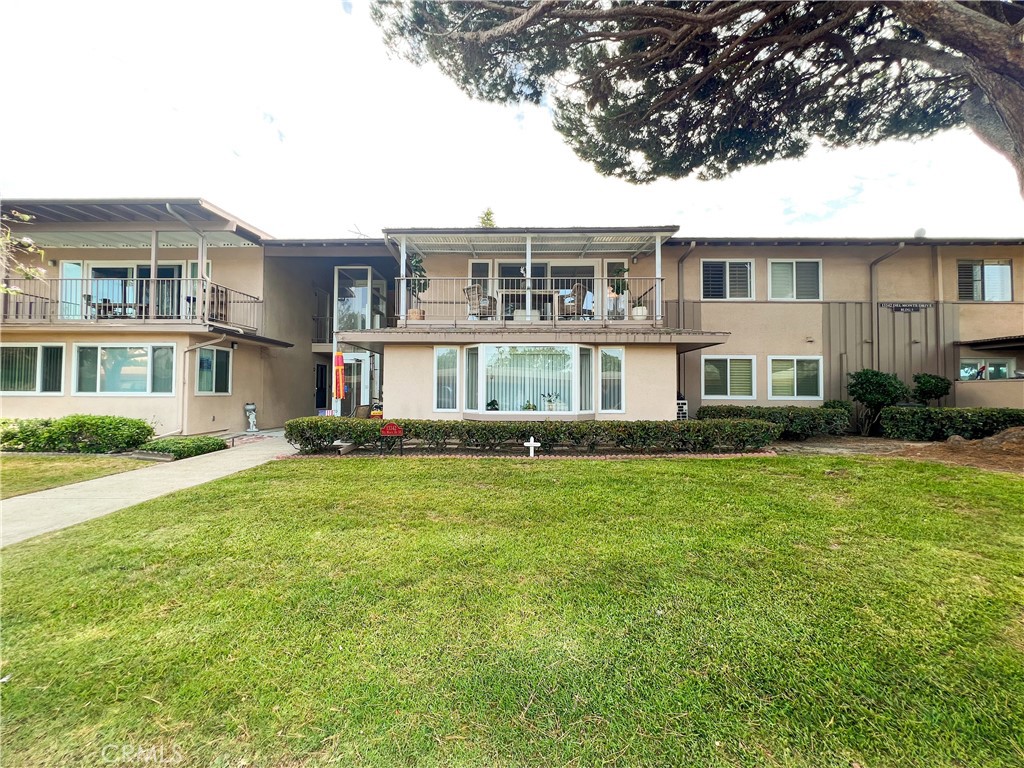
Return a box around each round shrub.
[140,436,228,459]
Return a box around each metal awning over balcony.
[383,226,678,259]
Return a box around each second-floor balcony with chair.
[2,277,263,332]
[396,275,666,327]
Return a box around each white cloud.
[2,0,1021,239]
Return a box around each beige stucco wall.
[183,337,265,434]
[382,343,678,421]
[953,380,1024,408]
[0,331,189,433]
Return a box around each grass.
[2,456,1023,767]
[0,454,147,499]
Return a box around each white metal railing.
[396,276,665,326]
[1,277,262,331]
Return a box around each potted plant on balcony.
[609,267,629,320]
[407,254,428,320]
[631,297,649,320]
[522,399,538,411]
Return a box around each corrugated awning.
[382,226,678,258]
[956,335,1024,350]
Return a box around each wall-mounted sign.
[880,302,934,313]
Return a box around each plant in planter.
[540,392,560,411]
[631,297,649,320]
[608,267,629,319]
[407,253,429,320]
[522,400,538,411]
[486,399,500,411]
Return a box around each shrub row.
[284,417,782,455]
[140,436,228,459]
[880,406,1024,441]
[0,415,154,454]
[694,405,850,440]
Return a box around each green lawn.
[0,454,147,499]
[2,457,1022,767]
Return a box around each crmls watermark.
[99,743,183,764]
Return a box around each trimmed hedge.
[880,407,1024,441]
[140,436,228,460]
[283,417,782,455]
[694,405,849,440]
[0,415,154,454]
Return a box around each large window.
[702,356,755,399]
[960,357,1017,380]
[958,260,1012,302]
[75,344,174,395]
[450,344,611,414]
[768,356,823,399]
[769,260,821,300]
[0,345,63,394]
[702,260,752,300]
[434,347,458,411]
[197,347,232,394]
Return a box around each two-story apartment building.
[3,199,1022,433]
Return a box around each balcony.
[2,277,262,332]
[395,276,666,327]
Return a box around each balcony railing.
[1,278,262,332]
[394,276,666,327]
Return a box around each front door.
[315,363,329,411]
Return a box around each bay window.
[434,347,458,410]
[75,344,175,395]
[0,344,63,394]
[197,347,232,394]
[599,348,624,412]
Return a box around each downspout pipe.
[869,243,906,370]
[676,241,697,328]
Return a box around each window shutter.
[702,262,726,299]
[728,359,753,397]
[795,262,820,300]
[770,359,795,397]
[770,262,793,299]
[728,262,751,298]
[957,261,980,301]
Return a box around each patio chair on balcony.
[464,284,497,319]
[557,283,593,320]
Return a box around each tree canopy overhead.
[373,1,1024,194]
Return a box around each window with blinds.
[769,260,820,300]
[0,345,63,394]
[957,260,1012,302]
[599,348,624,412]
[702,356,755,398]
[768,357,822,399]
[197,347,232,394]
[701,260,752,299]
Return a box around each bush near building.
[695,405,849,440]
[881,407,1024,441]
[0,415,153,454]
[283,417,782,455]
[140,437,228,460]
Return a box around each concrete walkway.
[2,433,295,548]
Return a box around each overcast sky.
[3,0,1022,239]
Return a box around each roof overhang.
[666,237,1024,247]
[382,226,679,259]
[955,335,1024,350]
[2,198,270,248]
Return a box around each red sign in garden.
[380,422,404,437]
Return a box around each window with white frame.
[769,260,821,300]
[599,348,624,412]
[959,357,1017,381]
[75,344,174,395]
[197,347,232,394]
[434,347,459,411]
[768,356,823,399]
[702,356,755,398]
[957,260,1012,302]
[0,344,64,394]
[702,260,752,300]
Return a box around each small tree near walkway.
[847,369,911,435]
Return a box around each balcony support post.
[655,236,663,322]
[399,236,408,322]
[525,234,532,318]
[149,230,158,319]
